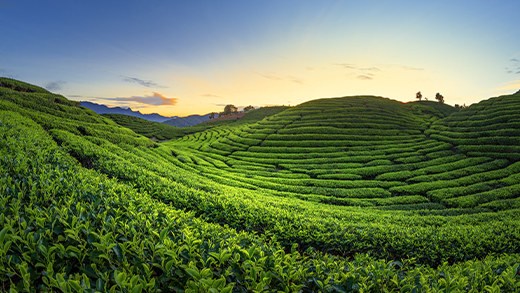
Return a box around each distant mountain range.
[163,115,211,127]
[80,101,210,126]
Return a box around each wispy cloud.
[108,92,178,106]
[288,76,304,85]
[122,76,168,88]
[397,66,423,71]
[333,63,357,69]
[67,95,83,98]
[202,94,223,99]
[334,63,380,80]
[506,59,520,74]
[44,80,66,91]
[360,67,380,71]
[257,72,304,85]
[257,72,283,81]
[333,63,380,71]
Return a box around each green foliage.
[0,77,51,93]
[2,79,520,291]
[102,113,186,140]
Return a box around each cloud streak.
[257,72,282,81]
[109,92,178,106]
[506,59,520,74]
[398,66,424,71]
[333,63,357,69]
[202,94,223,99]
[44,81,66,91]
[122,76,168,88]
[334,63,379,80]
[257,72,304,85]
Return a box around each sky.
[1,0,520,117]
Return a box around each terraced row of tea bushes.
[407,158,508,182]
[390,161,520,196]
[429,92,520,161]
[443,183,520,208]
[260,138,424,147]
[376,156,491,181]
[277,126,422,135]
[101,113,187,140]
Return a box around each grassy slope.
[101,113,186,141]
[410,100,459,117]
[1,77,520,292]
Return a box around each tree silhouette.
[209,112,215,119]
[416,91,422,101]
[243,105,254,112]
[222,104,238,116]
[435,93,444,104]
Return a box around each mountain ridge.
[80,101,175,122]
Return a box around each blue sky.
[1,0,519,116]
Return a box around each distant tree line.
[416,91,468,108]
[416,91,445,103]
[209,104,255,119]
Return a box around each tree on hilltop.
[435,93,445,104]
[222,104,238,116]
[243,105,254,112]
[209,112,216,119]
[416,91,422,101]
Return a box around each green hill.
[1,77,520,292]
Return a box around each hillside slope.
[169,94,520,212]
[1,77,520,292]
[105,106,291,141]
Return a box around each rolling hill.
[1,76,520,292]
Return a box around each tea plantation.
[1,77,520,292]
